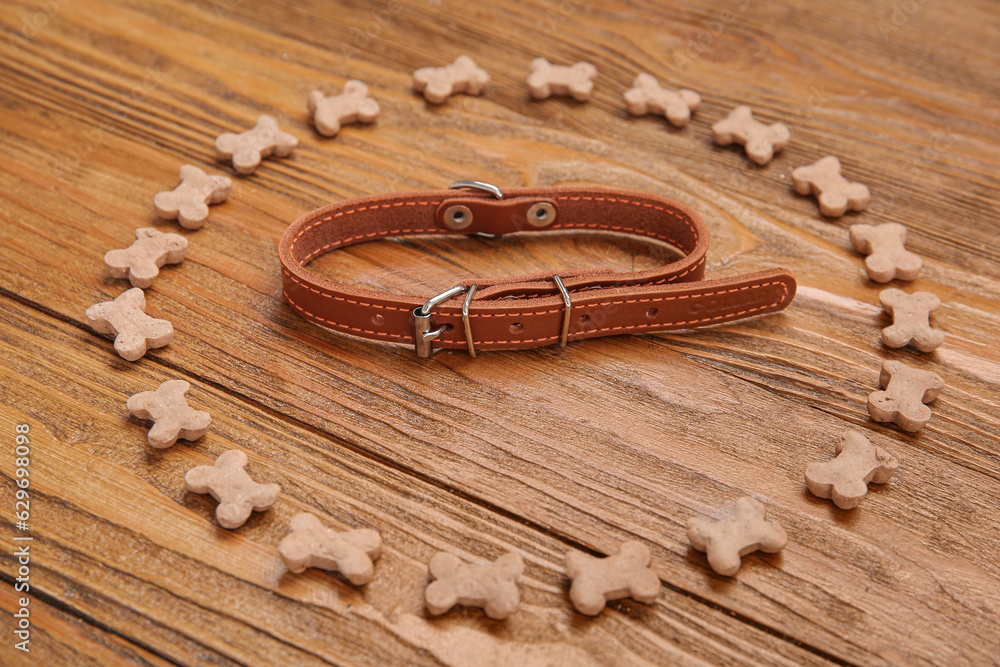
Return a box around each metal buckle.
[417,276,571,357]
[413,285,466,357]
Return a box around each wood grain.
[1,0,998,665]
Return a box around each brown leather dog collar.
[279,181,796,356]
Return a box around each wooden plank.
[1,0,998,663]
[2,114,999,662]
[0,297,835,666]
[0,584,175,667]
[3,150,999,663]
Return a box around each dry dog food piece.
[412,55,490,105]
[624,73,700,127]
[278,513,382,585]
[687,497,787,576]
[805,430,898,509]
[868,360,944,432]
[712,105,790,166]
[880,288,945,352]
[527,58,597,102]
[849,223,922,283]
[791,156,871,217]
[425,552,524,620]
[153,165,232,229]
[308,80,380,137]
[126,380,210,449]
[185,450,281,529]
[215,115,298,175]
[105,228,188,288]
[563,541,660,616]
[85,288,173,361]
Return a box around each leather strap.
[279,185,796,354]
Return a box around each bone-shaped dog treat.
[687,497,787,576]
[805,430,898,509]
[185,450,280,529]
[126,380,211,449]
[792,156,871,217]
[880,288,945,352]
[563,541,660,616]
[308,80,380,137]
[215,115,298,175]
[624,73,700,127]
[849,223,922,283]
[105,228,188,288]
[153,165,232,229]
[278,513,383,585]
[85,288,173,361]
[412,55,490,105]
[527,58,597,102]
[424,552,524,620]
[868,360,944,432]
[712,105,790,166]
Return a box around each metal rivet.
[443,204,473,230]
[527,202,556,228]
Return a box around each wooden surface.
[1,0,999,664]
